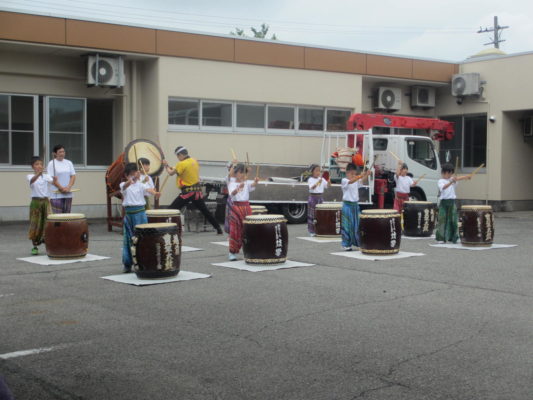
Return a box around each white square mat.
[101,270,211,286]
[210,241,229,247]
[429,243,517,251]
[403,234,435,240]
[17,253,110,266]
[331,251,425,261]
[182,246,203,252]
[297,237,341,243]
[211,259,315,272]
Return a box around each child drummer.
[436,163,471,244]
[393,161,422,212]
[137,158,155,210]
[227,163,259,261]
[341,163,371,251]
[307,164,331,237]
[27,156,56,255]
[121,163,160,273]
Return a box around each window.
[406,138,437,170]
[236,104,265,129]
[87,99,113,166]
[168,99,199,126]
[373,138,388,151]
[299,108,323,131]
[440,114,486,169]
[326,109,351,131]
[47,97,85,165]
[0,94,36,165]
[268,106,295,130]
[202,102,232,127]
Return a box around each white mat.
[331,251,425,261]
[429,243,517,251]
[210,241,229,247]
[297,237,341,243]
[17,253,110,266]
[101,270,211,286]
[211,259,315,272]
[182,246,203,252]
[403,234,435,240]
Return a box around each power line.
[477,16,509,49]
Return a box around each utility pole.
[477,16,509,48]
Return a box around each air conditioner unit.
[411,86,436,108]
[87,55,124,87]
[523,116,533,137]
[451,73,481,96]
[374,87,402,111]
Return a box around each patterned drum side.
[359,209,401,254]
[314,203,342,237]
[243,215,288,265]
[459,205,494,247]
[403,201,436,237]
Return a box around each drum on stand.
[359,209,401,255]
[243,215,288,265]
[131,223,181,279]
[459,205,494,247]
[45,213,89,259]
[402,201,436,237]
[124,139,165,177]
[105,152,125,195]
[250,205,268,215]
[146,209,182,245]
[314,202,342,237]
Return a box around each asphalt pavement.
[0,212,532,400]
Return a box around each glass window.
[0,132,8,163]
[168,99,199,125]
[0,95,8,130]
[49,133,84,164]
[373,138,388,151]
[87,99,113,166]
[12,131,34,165]
[268,106,294,129]
[439,116,462,166]
[49,98,84,133]
[11,96,34,131]
[202,102,232,127]
[237,104,265,129]
[326,109,351,131]
[299,108,324,131]
[406,138,437,170]
[464,115,487,167]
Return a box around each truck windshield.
[405,138,437,170]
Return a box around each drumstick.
[414,174,426,185]
[246,152,250,166]
[159,173,171,193]
[230,148,237,161]
[469,163,485,178]
[133,144,149,176]
[147,146,161,161]
[255,164,260,179]
[389,151,401,162]
[455,156,460,174]
[46,198,53,215]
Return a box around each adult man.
[164,146,223,234]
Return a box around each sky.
[2,0,533,61]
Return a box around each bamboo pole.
[134,144,149,176]
[389,150,401,162]
[230,148,237,161]
[469,163,485,178]
[159,173,171,193]
[255,164,260,179]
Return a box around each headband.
[175,146,187,155]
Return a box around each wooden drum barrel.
[459,205,494,247]
[45,213,89,259]
[131,223,181,279]
[359,209,401,255]
[146,209,182,244]
[243,214,288,265]
[314,202,342,237]
[402,201,436,237]
[250,205,268,215]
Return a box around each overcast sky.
[3,0,533,61]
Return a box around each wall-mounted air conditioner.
[87,55,124,87]
[411,86,436,108]
[374,87,402,111]
[451,73,482,97]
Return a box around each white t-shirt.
[228,180,255,202]
[438,178,457,200]
[120,180,151,206]
[27,173,53,198]
[394,175,414,194]
[47,159,76,199]
[341,178,362,202]
[308,177,328,194]
[141,175,155,190]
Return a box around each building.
[1,10,533,221]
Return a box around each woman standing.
[47,144,76,214]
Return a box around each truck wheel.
[282,204,307,224]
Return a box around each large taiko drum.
[105,152,125,195]
[314,202,342,237]
[459,205,494,247]
[250,205,268,215]
[131,223,181,279]
[403,201,436,237]
[359,209,401,255]
[45,213,88,259]
[243,214,288,265]
[146,209,182,244]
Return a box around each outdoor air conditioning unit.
[374,87,402,111]
[451,73,482,96]
[523,116,533,137]
[411,86,436,108]
[87,55,124,87]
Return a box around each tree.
[230,23,277,40]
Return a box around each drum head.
[316,202,342,210]
[404,201,433,205]
[461,205,492,211]
[124,139,165,177]
[146,209,181,216]
[244,214,286,223]
[48,213,86,220]
[135,223,177,229]
[362,209,399,216]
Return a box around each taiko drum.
[250,205,268,215]
[314,202,342,237]
[359,209,401,255]
[402,201,436,237]
[243,214,288,265]
[45,213,89,259]
[146,209,182,245]
[459,205,494,247]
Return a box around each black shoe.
[122,267,132,273]
[216,227,223,235]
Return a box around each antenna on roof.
[477,16,509,49]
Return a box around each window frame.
[200,100,234,132]
[235,102,267,134]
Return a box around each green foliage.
[230,23,277,40]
